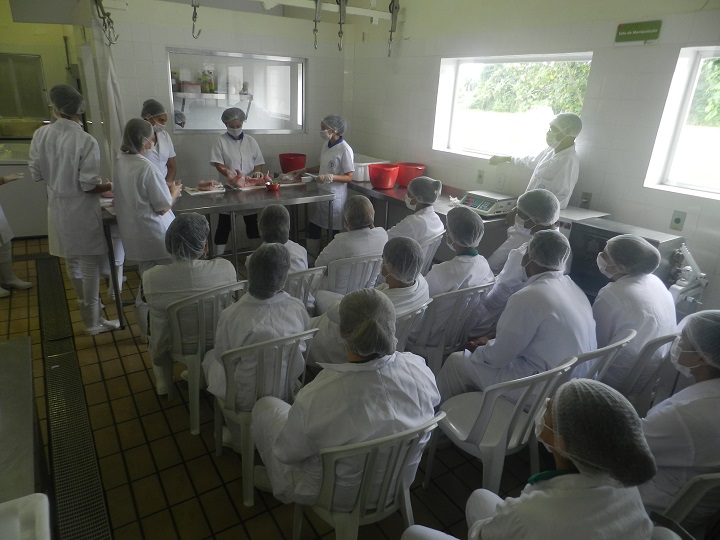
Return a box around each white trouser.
[437,349,483,401]
[0,241,12,264]
[400,526,459,540]
[66,255,102,310]
[466,489,503,537]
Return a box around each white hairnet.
[165,213,209,261]
[322,114,347,135]
[174,110,186,126]
[552,379,656,486]
[221,107,246,124]
[383,237,423,284]
[339,288,397,357]
[552,113,583,138]
[682,310,720,368]
[141,99,166,119]
[49,84,85,116]
[120,118,153,154]
[247,243,290,299]
[343,195,375,230]
[408,176,442,205]
[447,206,484,248]
[605,234,660,275]
[258,204,290,244]
[517,189,561,226]
[528,229,570,270]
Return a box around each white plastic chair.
[326,254,384,296]
[395,299,432,352]
[165,281,247,435]
[571,329,637,381]
[293,412,446,540]
[662,472,720,535]
[418,232,445,276]
[423,357,577,494]
[284,266,326,307]
[407,283,494,375]
[214,329,318,507]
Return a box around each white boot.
[70,277,84,306]
[306,238,322,259]
[215,244,226,257]
[0,261,32,290]
[80,301,120,336]
[0,286,9,298]
[108,264,124,301]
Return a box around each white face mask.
[405,194,417,211]
[153,123,165,133]
[521,258,531,281]
[227,127,243,138]
[669,338,703,378]
[320,129,332,141]
[515,214,534,236]
[596,253,615,279]
[534,399,554,453]
[546,126,566,150]
[445,234,455,251]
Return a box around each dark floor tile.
[85,381,108,405]
[106,484,137,529]
[225,479,267,521]
[199,487,240,533]
[141,509,178,540]
[413,475,465,528]
[160,465,196,506]
[150,436,183,471]
[77,347,99,366]
[134,389,162,416]
[111,395,137,423]
[98,453,128,490]
[107,376,132,400]
[117,418,146,450]
[127,369,152,392]
[124,444,156,481]
[174,430,207,461]
[186,455,222,495]
[88,402,114,430]
[165,405,191,433]
[80,363,102,384]
[213,524,250,540]
[101,357,125,379]
[96,342,119,360]
[244,512,285,540]
[132,475,167,518]
[141,410,172,441]
[171,498,211,540]
[94,425,120,458]
[433,470,474,510]
[212,451,244,483]
[113,521,143,540]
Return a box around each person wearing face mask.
[639,311,720,530]
[437,230,595,402]
[387,176,446,245]
[141,99,177,186]
[287,115,354,258]
[29,84,119,335]
[114,118,183,340]
[592,235,676,393]
[210,107,266,256]
[488,113,582,209]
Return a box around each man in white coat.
[387,176,445,245]
[252,288,440,507]
[0,173,33,296]
[437,230,596,401]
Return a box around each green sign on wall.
[615,20,662,43]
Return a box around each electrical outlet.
[670,210,687,231]
[476,169,485,184]
[579,192,592,209]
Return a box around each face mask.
[596,253,615,279]
[669,339,703,378]
[143,138,155,152]
[521,259,532,281]
[405,194,417,211]
[534,399,554,453]
[546,127,566,150]
[227,127,243,138]
[153,123,165,133]
[515,214,533,236]
[320,130,332,141]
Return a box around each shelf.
[173,92,253,100]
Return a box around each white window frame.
[433,52,592,158]
[645,46,720,197]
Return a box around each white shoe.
[2,277,32,290]
[222,426,242,453]
[0,286,9,298]
[180,370,189,381]
[85,318,120,336]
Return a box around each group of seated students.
[142,174,720,537]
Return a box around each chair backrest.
[395,299,432,352]
[663,472,720,529]
[571,329,637,381]
[316,412,445,517]
[466,357,577,452]
[166,281,247,359]
[617,333,679,399]
[284,266,326,306]
[220,329,318,413]
[418,232,445,276]
[326,254,384,296]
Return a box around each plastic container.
[369,164,399,189]
[265,181,280,191]
[396,162,426,187]
[278,153,307,173]
[353,154,390,182]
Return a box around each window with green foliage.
[434,54,592,158]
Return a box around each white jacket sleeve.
[592,287,617,348]
[478,293,538,368]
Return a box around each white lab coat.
[438,271,596,400]
[467,474,653,540]
[594,274,677,392]
[113,153,174,262]
[0,205,13,245]
[246,240,308,274]
[202,291,310,411]
[309,139,354,231]
[512,146,579,209]
[251,351,440,507]
[209,132,265,179]
[29,118,106,257]
[145,129,176,179]
[142,258,237,368]
[307,276,430,367]
[487,225,532,274]
[387,206,445,245]
[639,379,720,525]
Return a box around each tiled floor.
[7,238,530,539]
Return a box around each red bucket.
[396,162,426,187]
[369,163,399,189]
[279,153,307,173]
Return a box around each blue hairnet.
[339,288,396,357]
[247,243,290,299]
[221,107,246,124]
[141,99,166,119]
[165,213,209,261]
[50,84,85,116]
[322,114,347,135]
[383,237,423,284]
[447,206,484,248]
[120,118,153,155]
[258,205,290,244]
[408,176,442,205]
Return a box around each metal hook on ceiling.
[388,0,400,57]
[337,0,346,51]
[94,0,119,45]
[191,0,202,40]
[313,0,322,50]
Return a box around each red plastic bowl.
[265,182,280,191]
[278,153,307,173]
[396,162,426,187]
[369,163,399,189]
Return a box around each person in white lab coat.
[114,118,183,338]
[202,243,309,446]
[251,288,440,506]
[438,230,596,401]
[29,85,119,335]
[143,213,237,395]
[287,114,354,257]
[141,99,177,185]
[640,311,720,530]
[488,113,582,209]
[593,234,677,392]
[245,204,308,273]
[387,176,445,244]
[0,173,33,297]
[468,189,561,338]
[307,236,429,367]
[210,107,265,255]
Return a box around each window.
[434,53,592,158]
[0,53,47,139]
[646,47,720,195]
